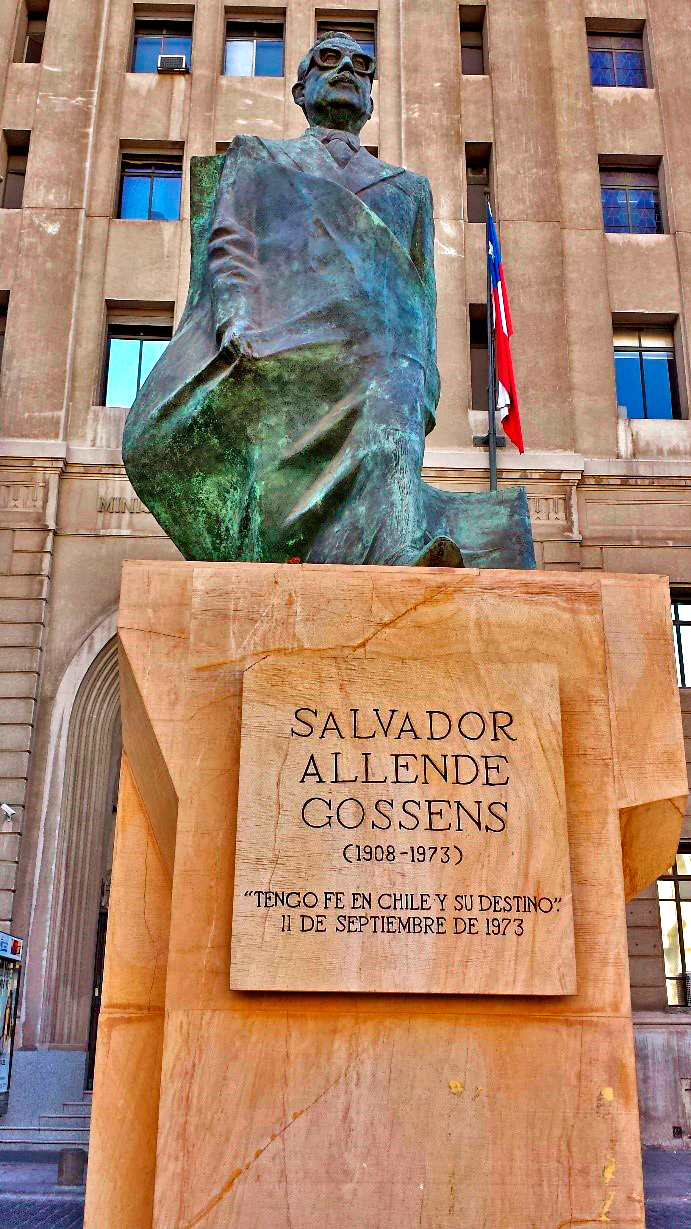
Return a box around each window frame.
[102,319,173,408]
[1,134,30,210]
[223,17,285,78]
[460,5,486,76]
[0,301,7,374]
[587,31,647,88]
[671,598,691,688]
[117,153,183,221]
[23,18,47,63]
[465,145,491,224]
[599,167,663,235]
[130,18,194,73]
[469,308,489,415]
[613,327,681,422]
[657,841,691,1009]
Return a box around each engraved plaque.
[231,654,575,994]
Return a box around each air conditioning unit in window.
[157,53,188,74]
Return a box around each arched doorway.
[40,637,120,1076]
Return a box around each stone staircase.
[0,1091,91,1153]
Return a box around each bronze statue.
[123,32,535,568]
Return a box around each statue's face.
[293,37,375,134]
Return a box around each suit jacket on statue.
[122,132,535,568]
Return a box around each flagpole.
[485,194,498,493]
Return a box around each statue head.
[292,32,375,134]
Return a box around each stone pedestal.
[84,562,687,1229]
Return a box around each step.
[40,1114,92,1132]
[62,1101,92,1116]
[0,1129,90,1146]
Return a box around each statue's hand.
[217,327,253,365]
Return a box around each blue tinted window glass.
[140,339,168,387]
[589,50,615,86]
[150,175,181,221]
[162,35,191,61]
[643,352,675,419]
[601,187,629,233]
[132,36,161,72]
[254,39,284,77]
[615,50,646,87]
[119,174,151,220]
[224,39,254,75]
[628,189,662,234]
[614,351,644,418]
[105,339,140,407]
[358,41,375,59]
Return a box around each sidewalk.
[0,1148,688,1228]
[644,1148,691,1229]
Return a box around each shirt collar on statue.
[306,126,361,154]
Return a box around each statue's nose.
[336,54,355,73]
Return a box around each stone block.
[0,889,15,919]
[84,561,687,1229]
[0,598,46,624]
[0,574,49,599]
[10,550,51,576]
[11,530,51,553]
[542,540,581,564]
[0,698,34,724]
[0,530,12,574]
[0,622,43,647]
[0,780,26,809]
[0,751,29,778]
[580,545,603,569]
[0,725,32,752]
[0,646,41,673]
[0,862,18,890]
[0,672,38,699]
[0,834,21,862]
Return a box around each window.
[13,2,48,64]
[671,599,691,687]
[587,33,646,88]
[1,134,30,210]
[614,328,681,421]
[466,146,490,223]
[469,307,488,414]
[103,320,172,407]
[600,168,663,235]
[315,16,376,61]
[224,18,284,77]
[657,843,691,1007]
[118,153,182,221]
[0,301,6,373]
[24,15,47,63]
[131,19,193,72]
[460,6,485,75]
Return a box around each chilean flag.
[487,202,524,453]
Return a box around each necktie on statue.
[322,132,359,168]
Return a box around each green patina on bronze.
[123,33,535,569]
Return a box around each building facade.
[0,0,689,1155]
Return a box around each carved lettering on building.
[529,495,568,524]
[0,483,43,513]
[97,496,149,516]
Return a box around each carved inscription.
[230,655,575,995]
[0,483,43,512]
[97,495,149,515]
[529,494,568,524]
